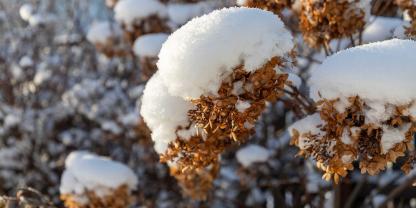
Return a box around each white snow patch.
[362,16,403,43]
[381,125,410,154]
[309,39,416,105]
[19,4,34,21]
[133,33,169,57]
[140,72,193,154]
[288,113,324,149]
[87,21,122,44]
[19,56,33,68]
[236,144,271,167]
[236,100,251,112]
[114,0,167,28]
[167,1,223,26]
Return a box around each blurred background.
[0,0,415,207]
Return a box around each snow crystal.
[19,4,33,21]
[309,39,416,105]
[133,33,169,57]
[140,72,193,154]
[288,113,323,149]
[60,151,137,197]
[87,21,122,44]
[157,7,293,99]
[362,16,403,43]
[114,0,167,27]
[236,145,271,168]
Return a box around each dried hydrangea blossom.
[299,0,371,48]
[59,151,138,208]
[114,0,170,42]
[290,39,416,183]
[396,0,416,37]
[141,7,294,199]
[86,21,129,57]
[133,33,169,80]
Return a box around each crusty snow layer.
[87,21,122,44]
[133,33,169,57]
[236,144,271,167]
[114,0,167,27]
[140,73,193,154]
[157,7,293,99]
[309,39,416,105]
[60,151,137,198]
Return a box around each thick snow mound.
[87,21,122,44]
[114,0,167,27]
[140,73,193,154]
[309,39,416,105]
[236,144,271,167]
[157,7,293,99]
[133,33,169,57]
[60,151,137,195]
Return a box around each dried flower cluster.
[290,96,416,183]
[160,57,290,199]
[238,0,291,14]
[396,0,416,37]
[299,0,370,48]
[61,185,132,208]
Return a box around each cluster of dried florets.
[237,0,292,14]
[290,39,416,183]
[141,7,294,199]
[291,97,416,182]
[61,185,131,208]
[114,0,170,43]
[160,58,289,199]
[86,21,130,57]
[59,152,137,208]
[396,0,416,37]
[299,0,371,48]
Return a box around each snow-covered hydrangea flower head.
[133,33,169,80]
[157,6,293,99]
[114,0,167,29]
[141,7,294,199]
[86,21,129,57]
[299,0,371,48]
[290,39,416,183]
[60,151,137,207]
[87,21,123,45]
